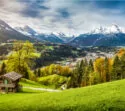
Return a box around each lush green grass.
[1,79,125,111]
[21,87,46,93]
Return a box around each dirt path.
[23,87,61,92]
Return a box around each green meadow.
[0,79,125,111]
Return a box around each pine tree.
[104,57,110,82]
[120,54,125,79]
[84,58,88,66]
[88,59,94,72]
[37,68,41,77]
[34,69,38,76]
[68,69,78,88]
[25,70,29,79]
[0,62,6,75]
[78,60,85,87]
[111,55,121,80]
[68,60,85,88]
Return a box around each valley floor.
[0,79,125,111]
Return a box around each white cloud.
[0,0,125,36]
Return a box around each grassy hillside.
[20,78,49,88]
[0,79,125,111]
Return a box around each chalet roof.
[2,72,23,81]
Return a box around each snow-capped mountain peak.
[15,25,38,37]
[23,25,37,34]
[91,26,106,34]
[0,19,12,31]
[91,24,124,34]
[108,24,121,33]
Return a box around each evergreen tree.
[104,57,110,82]
[111,55,121,80]
[37,68,41,77]
[34,69,38,76]
[88,59,94,72]
[83,66,90,86]
[68,59,87,88]
[84,58,88,66]
[77,60,85,87]
[120,54,125,79]
[0,62,6,75]
[67,69,78,88]
[25,70,29,79]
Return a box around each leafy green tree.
[6,41,36,78]
[94,57,106,82]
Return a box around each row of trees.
[68,49,125,88]
[34,64,72,77]
[68,59,94,88]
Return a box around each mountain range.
[0,20,33,43]
[15,26,75,43]
[69,25,125,47]
[1,19,125,47]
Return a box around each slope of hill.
[0,20,34,43]
[0,79,125,111]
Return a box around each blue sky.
[0,0,125,35]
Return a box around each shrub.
[38,74,68,87]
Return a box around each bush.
[38,74,68,87]
[40,64,72,77]
[28,71,37,81]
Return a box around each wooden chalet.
[0,72,23,93]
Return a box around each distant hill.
[0,20,34,43]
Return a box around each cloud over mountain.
[0,0,125,36]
